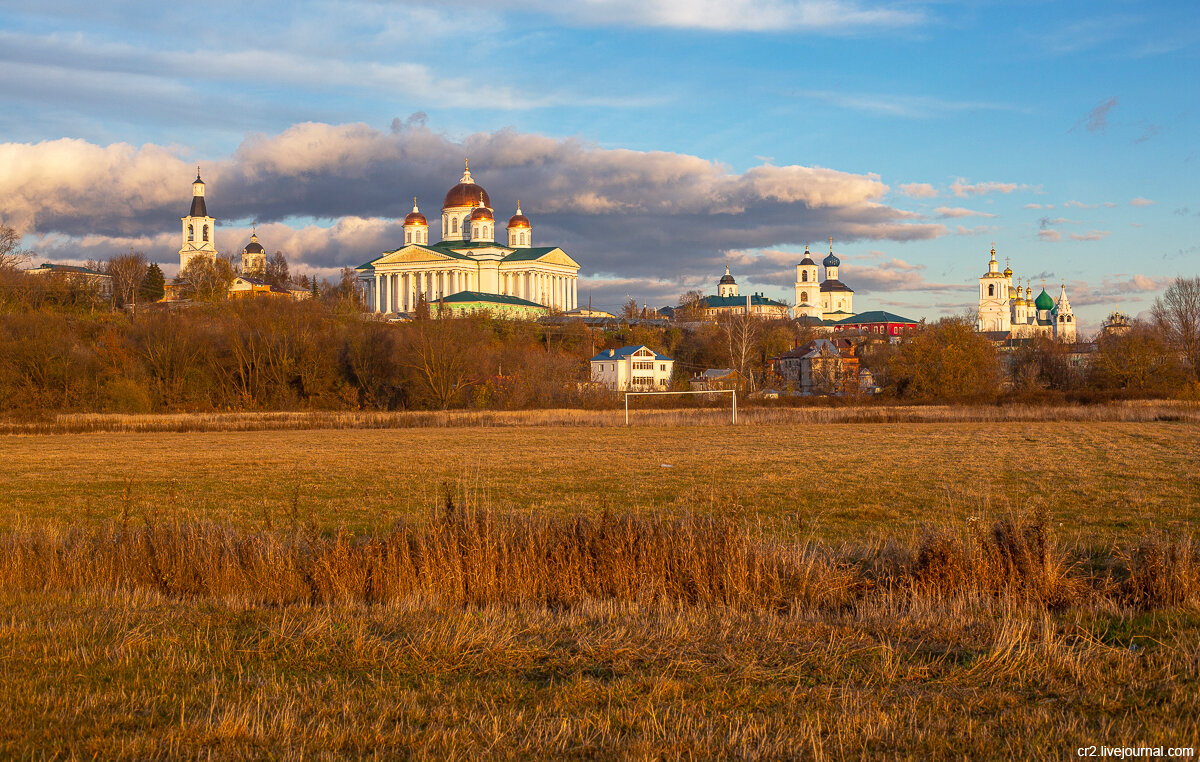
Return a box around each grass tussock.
[4,504,1196,615]
[1,398,1197,435]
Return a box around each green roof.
[701,294,789,308]
[501,246,561,262]
[434,291,544,308]
[1034,289,1055,311]
[833,310,919,326]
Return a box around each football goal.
[623,389,737,425]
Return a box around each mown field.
[2,414,1199,759]
[1,418,1197,540]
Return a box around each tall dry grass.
[2,398,1197,435]
[3,501,1196,613]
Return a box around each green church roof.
[1034,289,1055,311]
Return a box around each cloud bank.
[0,119,946,299]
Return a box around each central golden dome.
[443,161,491,209]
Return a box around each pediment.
[373,245,457,266]
[537,248,579,268]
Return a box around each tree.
[1152,276,1200,383]
[139,263,165,303]
[887,316,1000,400]
[180,256,236,302]
[400,316,488,409]
[1089,322,1188,393]
[0,223,31,271]
[264,251,290,289]
[675,290,706,322]
[719,313,761,391]
[621,298,639,319]
[106,249,148,310]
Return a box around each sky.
[0,0,1196,330]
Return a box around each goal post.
[623,389,737,425]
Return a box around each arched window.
[1067,315,1073,322]
[202,225,209,242]
[521,232,526,245]
[801,291,808,303]
[187,224,194,241]
[802,271,808,282]
[451,217,458,233]
[406,231,411,244]
[988,284,995,296]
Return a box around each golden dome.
[507,201,530,229]
[469,205,493,222]
[1003,265,1012,277]
[443,160,491,209]
[403,199,427,226]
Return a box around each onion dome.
[443,159,491,208]
[1035,289,1055,311]
[403,199,427,226]
[469,204,493,222]
[823,251,840,268]
[507,201,531,229]
[800,244,816,266]
[719,265,736,285]
[243,232,264,254]
[1003,265,1013,277]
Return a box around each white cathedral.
[177,170,271,276]
[977,246,1076,342]
[356,162,581,314]
[793,239,855,322]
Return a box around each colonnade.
[371,269,474,314]
[498,271,578,311]
[367,269,579,314]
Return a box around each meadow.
[2,409,1199,758]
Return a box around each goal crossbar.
[623,389,737,425]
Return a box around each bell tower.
[180,168,218,273]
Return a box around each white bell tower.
[180,168,218,273]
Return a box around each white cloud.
[1069,230,1111,241]
[1038,230,1062,242]
[899,183,937,198]
[934,206,995,218]
[510,0,926,32]
[1129,197,1155,207]
[950,178,1033,197]
[1023,203,1053,210]
[797,91,1012,119]
[1063,200,1118,209]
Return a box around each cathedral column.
[373,274,381,313]
[572,277,577,310]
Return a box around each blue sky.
[1,0,1196,329]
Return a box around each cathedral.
[179,170,218,272]
[794,239,855,322]
[976,246,1076,342]
[355,162,581,315]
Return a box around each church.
[355,162,582,316]
[793,239,855,323]
[976,246,1076,341]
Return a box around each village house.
[590,345,674,391]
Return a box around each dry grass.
[1,399,1197,435]
[2,509,1199,759]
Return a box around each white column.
[373,274,380,313]
[572,277,577,310]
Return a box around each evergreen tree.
[139,262,165,302]
[311,278,320,299]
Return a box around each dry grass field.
[2,411,1199,758]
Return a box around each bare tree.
[401,316,485,409]
[720,313,760,391]
[180,256,236,302]
[0,223,31,271]
[107,249,148,311]
[264,251,291,289]
[1152,276,1200,382]
[621,297,639,319]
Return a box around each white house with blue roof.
[356,162,581,316]
[590,346,674,391]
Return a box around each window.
[660,364,666,371]
[658,378,667,386]
[988,284,995,296]
[451,217,458,233]
[802,271,808,282]
[801,291,808,303]
[202,225,209,242]
[406,231,411,244]
[187,224,194,241]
